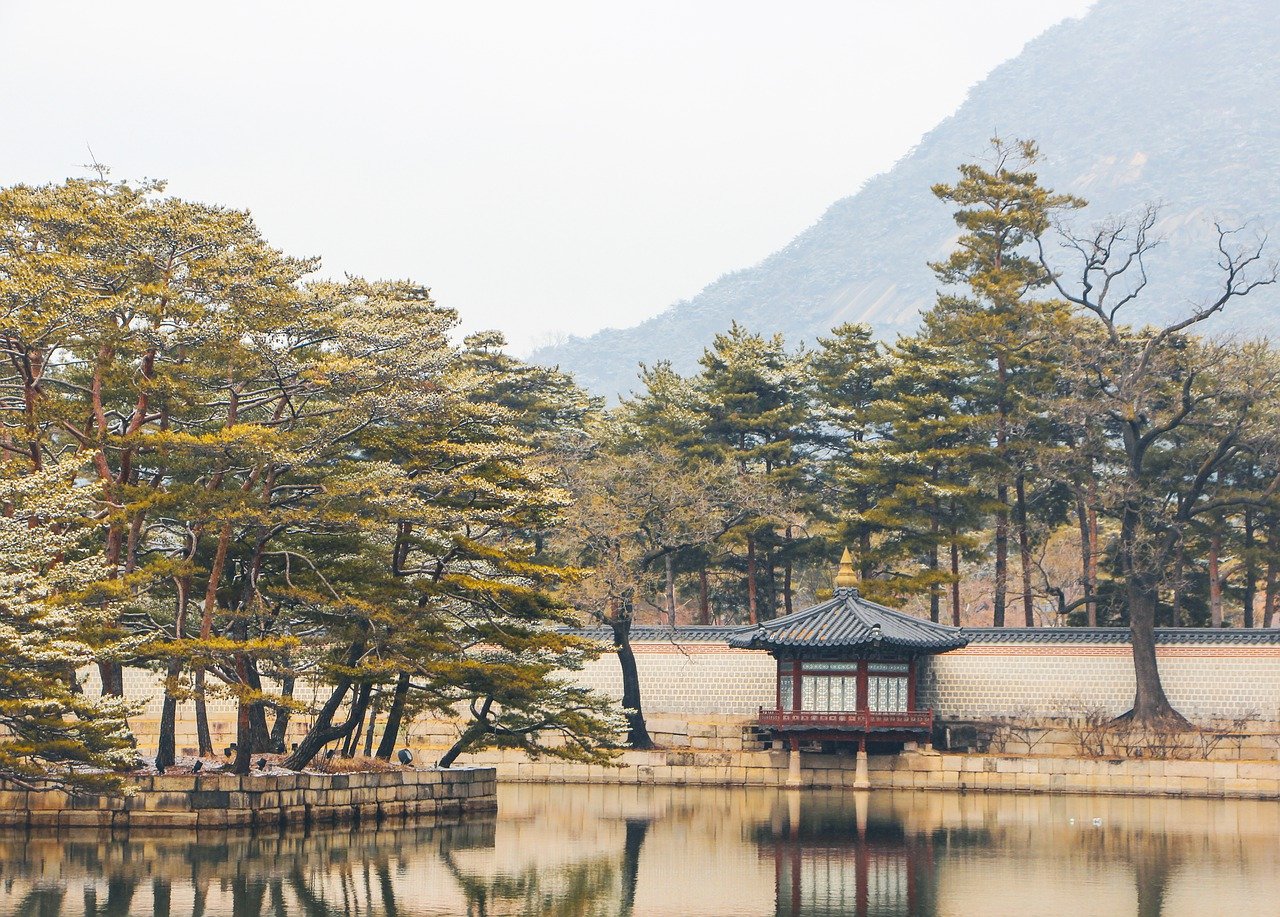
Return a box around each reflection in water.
[1,786,1277,916]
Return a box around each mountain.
[531,0,1280,398]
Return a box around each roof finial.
[834,547,858,593]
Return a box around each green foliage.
[0,466,137,793]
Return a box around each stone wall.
[570,628,1280,725]
[572,641,775,716]
[0,767,496,830]
[471,747,1280,800]
[96,627,1280,755]
[919,631,1280,722]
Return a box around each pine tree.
[694,323,815,621]
[925,137,1084,626]
[0,465,136,793]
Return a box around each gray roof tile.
[727,588,968,653]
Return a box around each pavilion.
[728,549,968,787]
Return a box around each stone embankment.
[471,747,1280,800]
[0,766,496,830]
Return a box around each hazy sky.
[1,1,1094,353]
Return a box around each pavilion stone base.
[0,767,496,830]
[469,747,1280,800]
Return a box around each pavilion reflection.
[756,791,937,917]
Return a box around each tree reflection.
[440,816,652,917]
[0,791,1273,916]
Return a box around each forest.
[2,140,1278,789]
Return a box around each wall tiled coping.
[961,628,1280,645]
[567,624,1280,646]
[0,767,496,830]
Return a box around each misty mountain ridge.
[532,0,1280,397]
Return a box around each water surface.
[2,784,1277,916]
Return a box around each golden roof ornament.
[834,547,858,592]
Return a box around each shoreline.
[466,747,1280,801]
[0,766,497,830]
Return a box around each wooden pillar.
[853,734,870,790]
[786,735,802,787]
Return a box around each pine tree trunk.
[698,567,710,625]
[610,614,653,749]
[268,673,295,753]
[1075,495,1096,627]
[376,671,411,759]
[97,661,124,697]
[156,576,192,769]
[664,553,677,627]
[283,680,372,771]
[994,493,1009,627]
[928,521,940,623]
[439,697,493,769]
[1243,510,1257,628]
[196,522,233,756]
[950,538,961,627]
[283,638,371,771]
[993,357,1009,628]
[783,526,793,617]
[1087,482,1100,625]
[155,663,181,770]
[194,669,213,756]
[746,534,758,626]
[762,544,777,620]
[1209,530,1224,628]
[362,700,379,757]
[1015,473,1034,627]
[1170,543,1186,628]
[1265,558,1279,628]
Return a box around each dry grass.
[308,754,400,774]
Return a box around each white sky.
[0,1,1094,353]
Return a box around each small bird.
[257,757,267,771]
[324,749,336,760]
[397,748,413,766]
[191,761,203,774]
[1092,817,1103,827]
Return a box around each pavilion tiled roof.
[727,587,968,653]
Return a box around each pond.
[1,784,1277,915]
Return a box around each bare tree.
[1040,208,1280,725]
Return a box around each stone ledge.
[0,767,496,830]
[468,747,1280,800]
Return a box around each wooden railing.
[757,708,933,731]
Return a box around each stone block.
[58,810,113,828]
[189,789,231,809]
[1238,762,1279,780]
[197,774,240,793]
[153,775,198,793]
[128,811,199,828]
[143,792,192,812]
